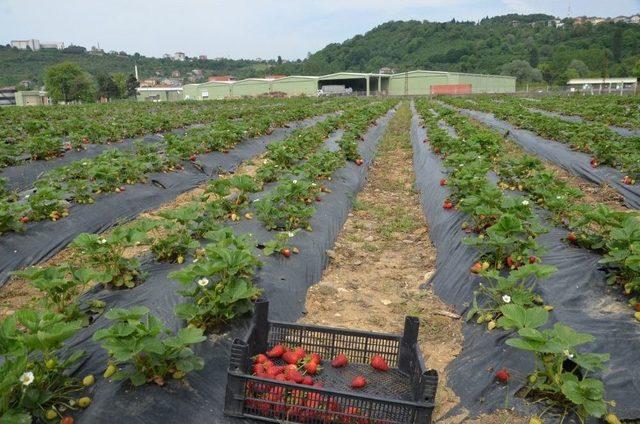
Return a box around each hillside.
[2,13,639,87]
[0,46,272,86]
[273,14,640,84]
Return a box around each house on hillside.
[631,14,640,24]
[199,55,208,60]
[173,52,186,61]
[171,70,181,78]
[208,75,236,82]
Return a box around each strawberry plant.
[262,230,299,257]
[170,228,261,330]
[70,222,155,288]
[0,310,86,422]
[466,264,556,328]
[150,222,199,264]
[92,306,206,386]
[13,265,108,323]
[503,304,612,421]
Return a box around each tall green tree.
[500,59,542,83]
[43,62,94,103]
[96,73,120,100]
[125,73,140,98]
[529,47,539,68]
[112,72,127,98]
[612,27,623,62]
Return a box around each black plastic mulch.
[409,104,640,422]
[60,108,396,423]
[454,107,640,210]
[0,115,329,287]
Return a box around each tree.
[96,73,120,100]
[125,74,140,98]
[112,73,127,98]
[500,59,542,83]
[43,62,94,103]
[612,27,623,62]
[634,59,640,79]
[566,59,589,77]
[529,47,539,67]
[277,55,283,65]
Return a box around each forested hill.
[2,13,639,87]
[0,46,272,87]
[272,14,640,84]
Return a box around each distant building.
[163,53,172,59]
[192,69,203,76]
[19,80,34,89]
[511,20,520,27]
[89,46,105,55]
[139,78,158,87]
[0,87,16,106]
[264,74,287,80]
[379,67,395,74]
[161,78,182,86]
[567,77,638,92]
[11,39,64,50]
[40,41,65,49]
[208,75,237,82]
[631,14,640,24]
[198,55,208,60]
[10,39,40,50]
[171,70,181,78]
[15,90,50,106]
[173,52,186,61]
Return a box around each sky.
[0,0,638,60]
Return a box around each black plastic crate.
[224,299,438,423]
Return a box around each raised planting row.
[441,95,640,181]
[414,99,619,423]
[431,101,640,314]
[0,98,352,236]
[0,99,396,423]
[0,97,337,168]
[516,94,640,130]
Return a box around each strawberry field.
[1,94,639,424]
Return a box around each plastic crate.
[224,299,438,423]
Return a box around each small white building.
[173,52,186,61]
[567,77,638,93]
[10,39,64,50]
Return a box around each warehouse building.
[176,69,516,101]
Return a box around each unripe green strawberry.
[45,409,57,420]
[45,358,57,370]
[103,363,117,378]
[82,374,95,387]
[78,397,92,408]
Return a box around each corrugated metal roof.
[568,78,638,84]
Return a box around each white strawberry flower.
[19,371,34,386]
[287,232,295,237]
[197,278,210,287]
[292,179,298,184]
[521,200,530,206]
[98,238,107,244]
[502,294,511,303]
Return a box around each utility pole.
[404,68,409,97]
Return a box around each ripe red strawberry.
[252,364,264,375]
[282,351,300,365]
[355,158,364,166]
[433,147,441,154]
[281,248,291,258]
[19,216,29,223]
[623,176,635,185]
[254,354,268,364]
[309,353,322,364]
[286,369,304,384]
[443,200,453,209]
[567,232,577,243]
[303,360,320,375]
[370,355,389,371]
[292,347,306,359]
[331,353,348,368]
[529,256,538,264]
[634,303,640,312]
[470,262,483,274]
[495,369,510,382]
[266,366,281,378]
[189,154,196,162]
[351,375,366,389]
[439,178,447,186]
[82,137,89,144]
[267,344,285,358]
[590,158,598,167]
[301,375,314,385]
[275,373,287,381]
[506,256,514,268]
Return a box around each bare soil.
[299,103,526,423]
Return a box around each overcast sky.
[1,0,638,60]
